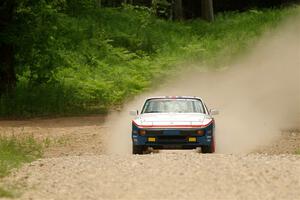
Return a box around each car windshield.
[142,99,204,113]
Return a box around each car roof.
[145,96,203,101]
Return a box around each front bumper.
[132,124,214,149]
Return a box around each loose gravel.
[5,152,300,200]
[1,118,300,200]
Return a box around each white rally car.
[130,96,218,154]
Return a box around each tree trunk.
[173,0,183,20]
[0,0,16,94]
[152,0,157,15]
[201,0,214,22]
[124,0,133,4]
[96,0,101,8]
[0,44,16,94]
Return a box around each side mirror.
[210,109,219,115]
[129,110,139,116]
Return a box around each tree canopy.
[0,0,298,117]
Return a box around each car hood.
[133,113,211,128]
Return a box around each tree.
[173,0,183,20]
[124,0,133,4]
[0,0,16,94]
[201,0,214,22]
[96,0,102,8]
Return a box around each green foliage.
[152,0,172,18]
[0,5,299,117]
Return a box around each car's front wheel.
[201,145,214,153]
[201,136,215,153]
[132,145,144,154]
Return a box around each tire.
[132,145,144,154]
[201,136,215,153]
[201,145,214,153]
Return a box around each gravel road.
[6,152,300,200]
[1,117,300,200]
[0,116,106,157]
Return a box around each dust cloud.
[104,14,300,154]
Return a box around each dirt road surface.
[7,153,300,200]
[1,117,300,200]
[0,116,106,157]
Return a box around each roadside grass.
[296,149,300,155]
[0,187,14,198]
[0,136,43,198]
[0,6,299,118]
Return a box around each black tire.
[201,145,214,153]
[132,145,144,154]
[201,136,215,153]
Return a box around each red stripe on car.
[132,120,213,129]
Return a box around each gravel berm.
[6,151,300,200]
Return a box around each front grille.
[157,135,187,144]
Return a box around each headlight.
[139,130,146,135]
[196,130,205,135]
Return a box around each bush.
[1,5,298,117]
